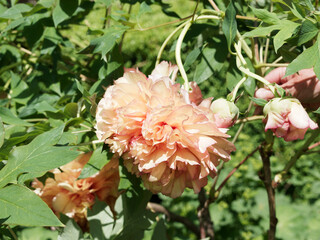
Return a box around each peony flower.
[32,153,120,229]
[210,99,239,128]
[263,98,318,141]
[95,61,235,198]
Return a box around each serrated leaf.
[297,20,319,46]
[0,125,79,188]
[0,107,32,126]
[274,21,299,52]
[138,2,152,17]
[285,34,320,78]
[79,27,128,57]
[243,25,282,38]
[250,97,268,106]
[52,0,79,27]
[251,7,280,25]
[222,1,237,51]
[0,117,4,148]
[0,184,62,226]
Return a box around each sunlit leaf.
[285,33,320,79]
[52,0,79,27]
[0,125,79,188]
[251,7,280,24]
[0,184,62,226]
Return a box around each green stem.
[7,226,18,240]
[255,63,289,68]
[0,62,22,75]
[230,77,247,102]
[175,19,193,90]
[236,31,253,62]
[235,115,264,124]
[156,21,189,65]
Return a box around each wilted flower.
[95,61,235,198]
[263,98,318,141]
[32,153,119,229]
[210,99,239,128]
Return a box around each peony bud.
[210,99,239,128]
[263,98,318,141]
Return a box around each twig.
[235,115,264,124]
[208,0,220,12]
[192,0,200,21]
[236,15,258,21]
[147,202,200,237]
[259,142,277,240]
[134,15,193,32]
[214,145,260,196]
[7,226,18,240]
[308,141,320,150]
[283,128,320,173]
[210,101,254,195]
[198,189,214,240]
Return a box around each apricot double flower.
[96,61,235,198]
[32,153,119,229]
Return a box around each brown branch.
[133,15,193,32]
[147,202,200,237]
[198,189,214,240]
[208,0,220,12]
[259,142,277,240]
[214,145,260,198]
[308,141,320,151]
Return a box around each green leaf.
[79,27,128,57]
[275,84,286,98]
[183,47,201,72]
[313,107,320,114]
[64,103,78,118]
[78,147,110,179]
[297,20,319,46]
[243,25,282,38]
[193,37,228,84]
[222,1,237,51]
[138,2,152,17]
[250,97,268,106]
[0,125,79,188]
[0,3,32,19]
[58,217,83,240]
[0,184,62,226]
[0,107,32,126]
[95,0,114,7]
[274,21,299,52]
[243,77,256,97]
[52,0,79,27]
[285,34,320,78]
[0,117,4,148]
[251,7,280,25]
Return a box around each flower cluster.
[32,153,119,229]
[95,61,235,198]
[263,98,318,141]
